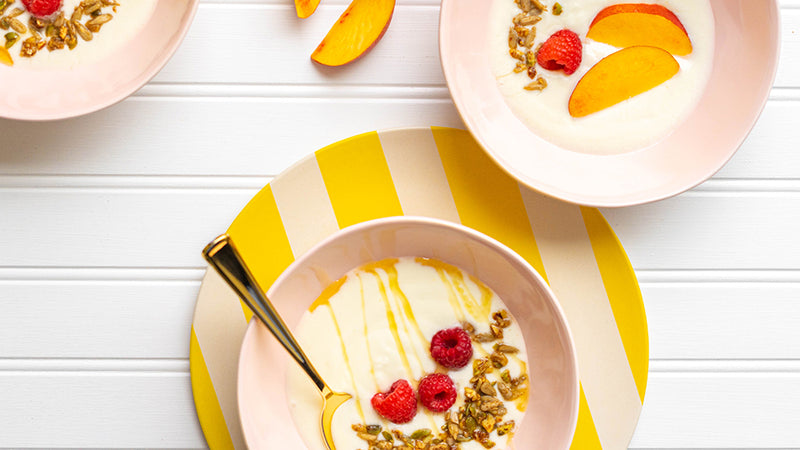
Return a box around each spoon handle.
[203,234,327,393]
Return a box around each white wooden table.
[1,0,799,448]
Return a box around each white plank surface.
[0,372,798,449]
[0,0,799,448]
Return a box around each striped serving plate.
[190,127,648,449]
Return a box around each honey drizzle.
[364,259,438,430]
[309,257,527,432]
[357,274,381,393]
[362,262,417,383]
[510,356,529,412]
[383,264,430,349]
[416,258,467,323]
[450,270,493,321]
[324,302,366,422]
[416,258,493,323]
[469,273,495,319]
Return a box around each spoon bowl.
[202,234,349,450]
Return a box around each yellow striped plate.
[190,127,648,450]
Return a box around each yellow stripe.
[190,327,235,450]
[227,184,296,322]
[316,131,404,228]
[570,384,603,450]
[431,127,548,282]
[580,207,648,402]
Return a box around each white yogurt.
[6,0,156,70]
[489,0,715,155]
[287,257,529,450]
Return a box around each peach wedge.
[568,46,679,118]
[295,0,320,19]
[311,0,395,66]
[0,46,12,67]
[587,3,692,56]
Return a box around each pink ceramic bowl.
[440,0,780,207]
[237,216,580,449]
[0,0,198,121]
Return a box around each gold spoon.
[203,234,350,450]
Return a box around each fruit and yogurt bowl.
[237,217,580,450]
[440,1,780,206]
[0,0,198,120]
[490,0,715,155]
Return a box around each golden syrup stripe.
[190,327,235,450]
[325,303,366,423]
[387,277,426,374]
[364,266,438,431]
[581,207,649,402]
[450,269,492,321]
[366,269,417,381]
[430,127,548,284]
[570,384,603,450]
[315,131,404,228]
[227,184,295,323]
[358,274,381,394]
[469,273,496,320]
[309,276,347,313]
[428,264,466,323]
[383,265,429,348]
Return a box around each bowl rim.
[438,0,782,207]
[237,215,581,449]
[0,0,201,121]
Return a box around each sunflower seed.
[72,20,92,41]
[8,17,24,34]
[85,13,111,32]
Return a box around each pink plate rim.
[0,0,200,121]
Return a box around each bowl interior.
[238,217,580,449]
[0,0,198,120]
[439,0,780,206]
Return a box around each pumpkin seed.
[410,429,431,440]
[4,31,17,48]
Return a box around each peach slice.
[0,46,12,67]
[568,46,679,118]
[295,0,320,19]
[587,3,692,56]
[311,0,395,66]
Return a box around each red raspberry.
[430,327,473,369]
[21,0,62,18]
[536,29,583,75]
[371,379,417,424]
[418,373,457,412]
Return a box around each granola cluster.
[0,0,117,62]
[507,0,563,91]
[353,310,530,450]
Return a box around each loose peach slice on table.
[568,46,679,118]
[0,46,12,66]
[295,0,320,19]
[587,3,692,56]
[311,0,395,66]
